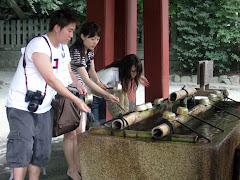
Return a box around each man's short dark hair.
[48,7,79,31]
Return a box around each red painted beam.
[143,0,169,102]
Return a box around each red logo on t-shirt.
[53,58,58,69]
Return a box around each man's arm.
[32,52,90,112]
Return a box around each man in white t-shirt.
[5,8,90,180]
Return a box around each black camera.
[25,90,45,112]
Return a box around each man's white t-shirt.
[6,35,72,113]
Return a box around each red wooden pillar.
[114,0,137,60]
[87,0,115,120]
[143,0,169,102]
[125,0,137,55]
[86,0,115,71]
[115,0,137,111]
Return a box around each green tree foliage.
[210,0,240,73]
[0,0,86,21]
[170,0,240,74]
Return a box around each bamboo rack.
[88,127,198,143]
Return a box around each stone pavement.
[0,140,68,180]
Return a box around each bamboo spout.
[112,107,157,129]
[152,123,171,137]
[168,87,197,102]
[111,102,169,130]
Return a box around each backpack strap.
[23,36,52,96]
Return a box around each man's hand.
[75,99,91,112]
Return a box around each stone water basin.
[77,102,240,180]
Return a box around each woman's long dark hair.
[70,22,101,58]
[104,54,143,92]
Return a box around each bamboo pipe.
[168,87,197,102]
[111,102,170,130]
[112,106,161,129]
[151,103,212,138]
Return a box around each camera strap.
[23,36,52,96]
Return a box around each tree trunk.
[8,0,26,20]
